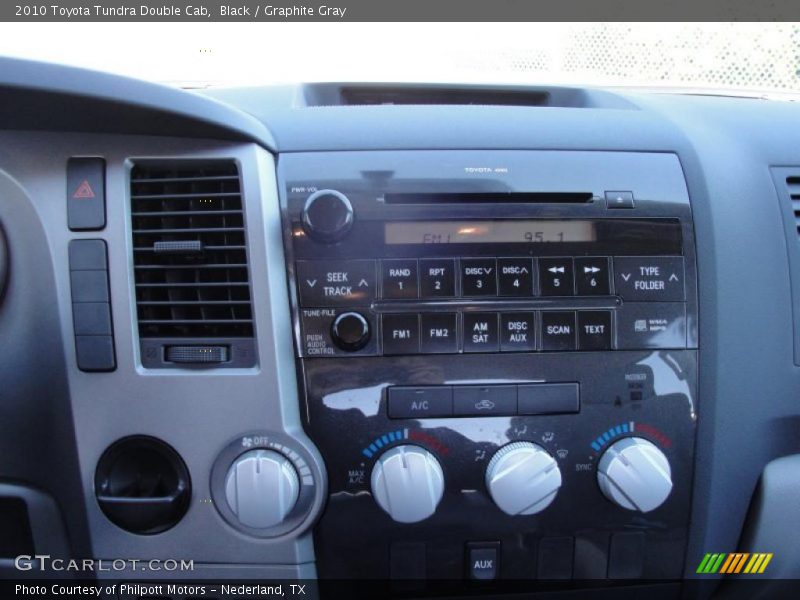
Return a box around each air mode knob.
[225,449,300,529]
[301,189,354,243]
[370,445,444,523]
[485,442,562,515]
[597,437,672,513]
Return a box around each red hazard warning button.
[67,158,105,231]
[72,179,96,199]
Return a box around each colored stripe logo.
[696,553,773,574]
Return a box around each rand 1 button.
[461,258,497,296]
[453,385,516,416]
[574,256,610,295]
[420,313,458,354]
[382,313,420,355]
[497,258,535,296]
[463,312,499,352]
[388,386,453,419]
[616,302,687,349]
[578,311,612,350]
[541,311,577,351]
[539,258,575,296]
[381,259,418,299]
[296,260,376,307]
[613,256,685,302]
[500,313,536,352]
[419,258,456,297]
[517,383,580,415]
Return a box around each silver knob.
[370,445,444,523]
[485,442,562,515]
[597,437,672,512]
[225,449,300,529]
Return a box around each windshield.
[0,22,798,94]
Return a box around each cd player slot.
[372,297,621,313]
[383,192,594,205]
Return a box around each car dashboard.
[1,58,800,599]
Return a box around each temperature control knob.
[301,189,354,243]
[370,445,444,523]
[485,442,562,515]
[597,437,672,513]
[225,449,300,529]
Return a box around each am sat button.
[463,312,499,352]
[388,387,453,419]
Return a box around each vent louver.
[130,162,254,343]
[787,176,800,239]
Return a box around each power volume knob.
[301,189,354,243]
[597,437,673,513]
[485,442,562,515]
[370,445,444,523]
[224,449,300,529]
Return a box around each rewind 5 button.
[539,258,575,296]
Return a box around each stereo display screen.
[385,220,597,244]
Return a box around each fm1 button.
[500,313,536,352]
[467,543,500,580]
[578,311,612,350]
[539,258,575,296]
[463,313,499,353]
[542,311,577,351]
[382,314,420,355]
[382,259,418,299]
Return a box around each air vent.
[787,176,800,239]
[130,161,256,368]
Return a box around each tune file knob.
[596,436,673,512]
[301,189,354,243]
[330,311,370,351]
[224,449,300,529]
[485,442,562,515]
[370,445,445,523]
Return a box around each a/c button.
[388,386,453,419]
